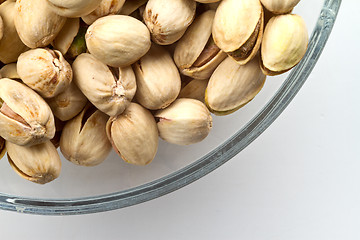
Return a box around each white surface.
[0,1,358,240]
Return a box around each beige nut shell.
[82,0,126,25]
[46,0,103,18]
[260,0,300,14]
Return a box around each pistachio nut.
[143,0,196,45]
[174,10,227,80]
[106,102,158,166]
[52,18,80,56]
[0,63,20,79]
[17,48,73,98]
[47,82,88,121]
[82,0,126,25]
[73,53,136,117]
[60,104,112,166]
[133,44,181,110]
[205,56,266,115]
[86,15,151,68]
[212,0,264,65]
[260,0,300,14]
[178,79,208,103]
[0,1,28,64]
[46,0,102,18]
[14,0,66,48]
[0,136,5,159]
[155,98,212,145]
[119,0,148,15]
[261,14,308,76]
[6,140,61,184]
[0,79,55,146]
[65,24,87,60]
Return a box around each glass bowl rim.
[0,0,342,215]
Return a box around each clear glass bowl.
[0,0,341,215]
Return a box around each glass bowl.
[0,0,341,215]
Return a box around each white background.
[0,1,358,239]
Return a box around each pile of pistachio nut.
[0,0,308,184]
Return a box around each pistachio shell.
[143,0,196,45]
[212,0,264,65]
[82,0,126,25]
[60,105,112,166]
[0,79,55,146]
[205,56,266,115]
[155,98,212,145]
[178,79,208,103]
[0,1,28,64]
[133,44,181,110]
[47,82,88,121]
[119,0,148,15]
[0,63,19,79]
[52,18,80,55]
[46,0,103,18]
[6,140,61,184]
[0,15,3,41]
[14,0,66,48]
[260,0,300,14]
[0,136,5,159]
[73,53,137,117]
[86,15,151,68]
[195,0,220,3]
[174,10,227,80]
[106,103,159,166]
[17,48,73,98]
[261,14,308,76]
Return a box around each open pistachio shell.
[205,56,266,115]
[0,79,55,146]
[17,48,73,98]
[82,0,126,25]
[212,0,264,65]
[0,1,28,64]
[0,63,20,79]
[14,0,66,48]
[133,44,181,110]
[6,140,61,184]
[260,14,308,76]
[260,0,300,14]
[155,98,212,145]
[143,0,196,45]
[60,104,112,166]
[86,15,151,68]
[106,103,159,166]
[73,53,137,117]
[52,18,80,56]
[46,0,103,18]
[174,10,227,80]
[47,82,88,122]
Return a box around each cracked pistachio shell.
[155,98,212,145]
[14,0,66,48]
[60,105,111,166]
[205,56,266,115]
[6,140,61,184]
[52,18,80,55]
[17,48,73,98]
[144,0,196,45]
[0,79,55,146]
[119,0,148,15]
[82,0,126,25]
[0,136,5,159]
[174,10,226,80]
[86,15,151,68]
[106,103,158,166]
[46,0,102,18]
[212,0,264,65]
[261,14,308,76]
[0,1,28,64]
[260,0,300,14]
[0,63,19,79]
[178,79,208,103]
[47,82,88,121]
[134,44,181,110]
[73,53,137,117]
